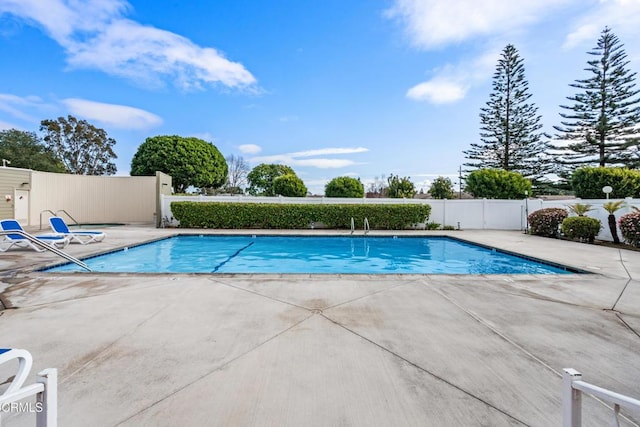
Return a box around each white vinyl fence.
[160,195,640,241]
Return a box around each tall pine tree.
[465,44,550,182]
[552,27,640,171]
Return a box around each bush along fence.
[619,209,640,247]
[161,195,639,240]
[171,202,431,230]
[528,205,640,248]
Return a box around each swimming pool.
[44,235,575,274]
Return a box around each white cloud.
[238,144,262,154]
[0,0,257,91]
[0,0,128,41]
[563,0,640,49]
[287,147,368,157]
[0,93,47,122]
[249,147,368,169]
[406,52,496,104]
[406,79,468,104]
[387,0,573,49]
[62,98,162,130]
[249,155,356,169]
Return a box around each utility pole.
[458,166,463,199]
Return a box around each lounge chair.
[48,217,105,244]
[0,348,58,426]
[0,219,70,252]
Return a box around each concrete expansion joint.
[613,312,640,339]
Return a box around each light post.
[524,190,529,234]
[602,186,612,200]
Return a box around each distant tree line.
[1,115,117,175]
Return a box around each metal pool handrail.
[0,230,91,272]
[39,209,79,230]
[39,210,56,230]
[563,368,640,426]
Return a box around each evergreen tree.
[552,27,640,172]
[464,44,550,182]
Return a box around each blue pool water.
[44,235,574,274]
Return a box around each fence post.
[563,368,582,427]
[36,368,57,427]
[482,198,487,229]
[443,199,447,228]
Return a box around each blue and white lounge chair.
[0,219,70,252]
[0,348,58,426]
[48,217,105,244]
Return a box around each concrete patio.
[1,227,639,426]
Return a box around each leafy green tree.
[40,115,117,175]
[387,174,416,198]
[464,44,551,181]
[325,176,364,198]
[0,129,66,172]
[552,27,640,171]
[428,176,454,199]
[273,174,307,197]
[247,163,295,196]
[131,135,227,193]
[465,169,531,199]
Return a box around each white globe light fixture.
[602,186,613,199]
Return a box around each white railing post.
[563,368,582,427]
[36,368,58,427]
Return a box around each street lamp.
[602,186,613,200]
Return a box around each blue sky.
[1,0,640,194]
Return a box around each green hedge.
[171,202,431,230]
[465,169,532,199]
[571,167,640,198]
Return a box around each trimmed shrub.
[618,211,640,247]
[528,208,568,237]
[561,216,602,243]
[273,174,307,197]
[571,167,640,199]
[325,176,365,198]
[465,169,532,199]
[171,202,431,230]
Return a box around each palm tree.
[567,203,593,216]
[603,201,625,244]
